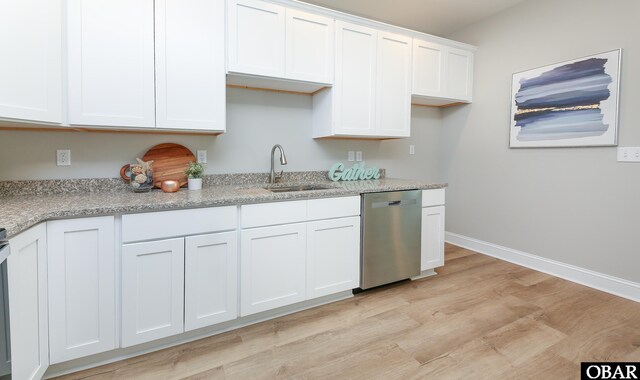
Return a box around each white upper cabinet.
[313,21,412,139]
[375,31,412,137]
[330,21,377,136]
[412,39,444,98]
[285,9,334,84]
[68,0,226,132]
[228,0,286,78]
[412,38,474,105]
[155,0,226,131]
[227,0,335,88]
[0,0,62,123]
[446,47,474,102]
[67,0,156,128]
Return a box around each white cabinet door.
[421,206,445,271]
[122,238,185,347]
[375,31,412,137]
[412,39,445,98]
[228,0,286,78]
[333,21,377,136]
[285,9,334,84]
[412,40,474,104]
[185,232,238,332]
[307,217,360,299]
[0,264,10,376]
[67,0,155,127]
[7,224,48,380]
[0,0,62,123]
[240,224,306,316]
[47,216,116,364]
[446,47,474,102]
[155,0,226,131]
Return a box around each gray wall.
[0,88,444,182]
[443,0,640,282]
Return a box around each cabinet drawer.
[307,196,360,221]
[122,206,237,243]
[422,189,445,207]
[241,200,307,229]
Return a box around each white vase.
[188,178,202,190]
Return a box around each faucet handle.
[275,170,284,183]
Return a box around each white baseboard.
[445,232,640,303]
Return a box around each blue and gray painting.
[514,58,612,141]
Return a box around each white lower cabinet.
[421,190,446,271]
[185,232,238,331]
[240,224,307,316]
[15,199,361,367]
[240,196,361,317]
[121,238,185,347]
[7,224,48,380]
[47,216,116,364]
[307,217,360,298]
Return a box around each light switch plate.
[356,151,363,162]
[348,151,355,162]
[617,147,640,162]
[409,145,415,155]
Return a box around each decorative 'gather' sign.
[328,162,381,181]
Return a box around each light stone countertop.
[0,178,446,239]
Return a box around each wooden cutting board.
[142,143,196,188]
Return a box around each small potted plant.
[185,161,205,190]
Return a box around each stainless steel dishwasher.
[360,190,422,289]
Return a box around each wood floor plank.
[394,296,532,364]
[410,338,513,380]
[295,341,421,380]
[53,245,640,380]
[435,252,497,276]
[225,309,420,379]
[179,366,226,380]
[550,322,640,364]
[499,351,579,380]
[481,316,567,366]
[444,243,475,261]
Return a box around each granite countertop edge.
[1,179,447,239]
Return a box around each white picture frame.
[509,49,621,148]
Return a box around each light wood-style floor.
[55,244,640,379]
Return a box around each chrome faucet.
[270,144,288,183]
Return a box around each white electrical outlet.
[409,145,415,155]
[56,149,71,166]
[348,151,355,162]
[356,151,363,162]
[197,150,207,163]
[617,147,640,162]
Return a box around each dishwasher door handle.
[371,198,417,208]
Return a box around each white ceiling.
[299,0,526,37]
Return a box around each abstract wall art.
[509,49,621,148]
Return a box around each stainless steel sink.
[264,184,335,193]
